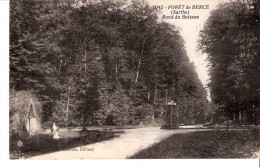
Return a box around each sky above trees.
[146,0,229,89]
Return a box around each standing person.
[52,123,60,139]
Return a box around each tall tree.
[199,0,259,123]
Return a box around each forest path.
[28,127,203,159]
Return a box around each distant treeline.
[10,0,212,128]
[199,0,260,124]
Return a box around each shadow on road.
[129,129,260,159]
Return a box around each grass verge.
[130,128,260,158]
[10,130,116,159]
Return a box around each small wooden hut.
[10,91,42,135]
[25,99,38,135]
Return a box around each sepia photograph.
[3,0,260,162]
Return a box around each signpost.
[167,100,177,127]
[167,100,177,106]
[161,99,177,129]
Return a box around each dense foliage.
[10,0,212,128]
[199,0,260,124]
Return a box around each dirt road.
[28,127,205,160]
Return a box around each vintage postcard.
[4,0,260,162]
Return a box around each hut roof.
[26,99,37,119]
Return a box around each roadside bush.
[10,130,114,159]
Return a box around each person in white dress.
[52,123,60,139]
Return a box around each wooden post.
[170,105,173,126]
[167,100,177,127]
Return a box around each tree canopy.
[10,0,212,128]
[198,0,259,124]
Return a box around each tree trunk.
[152,105,155,124]
[255,0,260,44]
[135,58,141,85]
[115,63,118,82]
[66,85,70,127]
[59,59,62,71]
[84,43,87,71]
[148,84,151,101]
[91,112,95,126]
[134,37,146,85]
[252,104,255,123]
[165,89,168,105]
[82,114,86,131]
[238,102,241,121]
